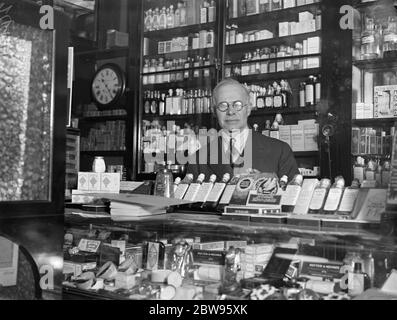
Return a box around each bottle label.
[206,183,227,203]
[309,189,327,210]
[305,84,314,104]
[265,96,273,107]
[273,95,282,108]
[174,184,189,199]
[194,182,214,202]
[183,183,201,201]
[323,188,343,212]
[281,185,301,206]
[348,272,364,296]
[338,188,359,213]
[219,185,237,205]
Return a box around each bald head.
[212,78,252,132]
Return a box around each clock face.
[92,65,124,106]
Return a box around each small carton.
[299,11,314,22]
[307,36,321,54]
[86,172,101,191]
[77,172,89,191]
[290,125,305,152]
[100,172,121,193]
[279,22,290,37]
[279,125,292,147]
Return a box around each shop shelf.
[80,150,127,156]
[352,118,397,126]
[143,47,216,60]
[225,31,322,53]
[353,57,397,71]
[224,53,321,66]
[79,115,127,122]
[142,113,213,122]
[141,64,217,76]
[234,68,321,83]
[227,3,322,27]
[143,22,216,40]
[142,77,214,90]
[74,47,129,60]
[251,106,318,116]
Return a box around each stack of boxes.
[278,11,318,37]
[80,121,126,152]
[274,119,319,152]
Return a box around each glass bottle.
[353,156,366,183]
[314,75,321,104]
[273,84,283,108]
[208,0,216,23]
[174,4,181,28]
[144,91,151,114]
[159,7,167,30]
[280,79,292,108]
[382,161,391,187]
[260,47,270,74]
[155,58,164,84]
[299,82,306,108]
[281,174,304,212]
[323,176,346,214]
[150,91,158,114]
[149,59,156,85]
[308,178,332,214]
[264,85,274,108]
[183,173,206,201]
[192,174,217,207]
[145,9,153,32]
[143,59,149,85]
[200,0,209,24]
[180,1,187,26]
[241,53,250,76]
[184,57,191,79]
[365,159,376,181]
[361,17,380,60]
[305,75,315,106]
[382,16,397,58]
[337,179,361,216]
[203,173,231,209]
[152,7,160,31]
[154,168,174,198]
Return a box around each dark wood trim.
[0,1,69,218]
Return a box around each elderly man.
[186,78,299,181]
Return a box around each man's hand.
[246,168,261,174]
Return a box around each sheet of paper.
[87,193,193,208]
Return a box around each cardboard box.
[374,85,397,118]
[246,0,260,15]
[279,125,292,147]
[307,56,320,68]
[115,272,140,290]
[299,11,314,22]
[283,0,296,8]
[355,102,365,119]
[279,22,290,37]
[307,36,321,54]
[192,241,225,251]
[364,103,374,119]
[303,123,319,151]
[100,173,121,193]
[290,125,305,152]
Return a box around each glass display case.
[351,0,397,187]
[136,0,325,180]
[63,211,397,300]
[137,0,222,179]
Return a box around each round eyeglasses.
[216,101,246,112]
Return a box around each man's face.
[214,83,252,132]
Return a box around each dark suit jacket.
[186,131,299,181]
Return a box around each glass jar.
[154,168,174,198]
[361,18,380,59]
[92,157,106,173]
[382,16,397,58]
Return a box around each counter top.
[65,209,396,251]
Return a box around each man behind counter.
[186,78,299,181]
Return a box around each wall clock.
[91,63,126,106]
